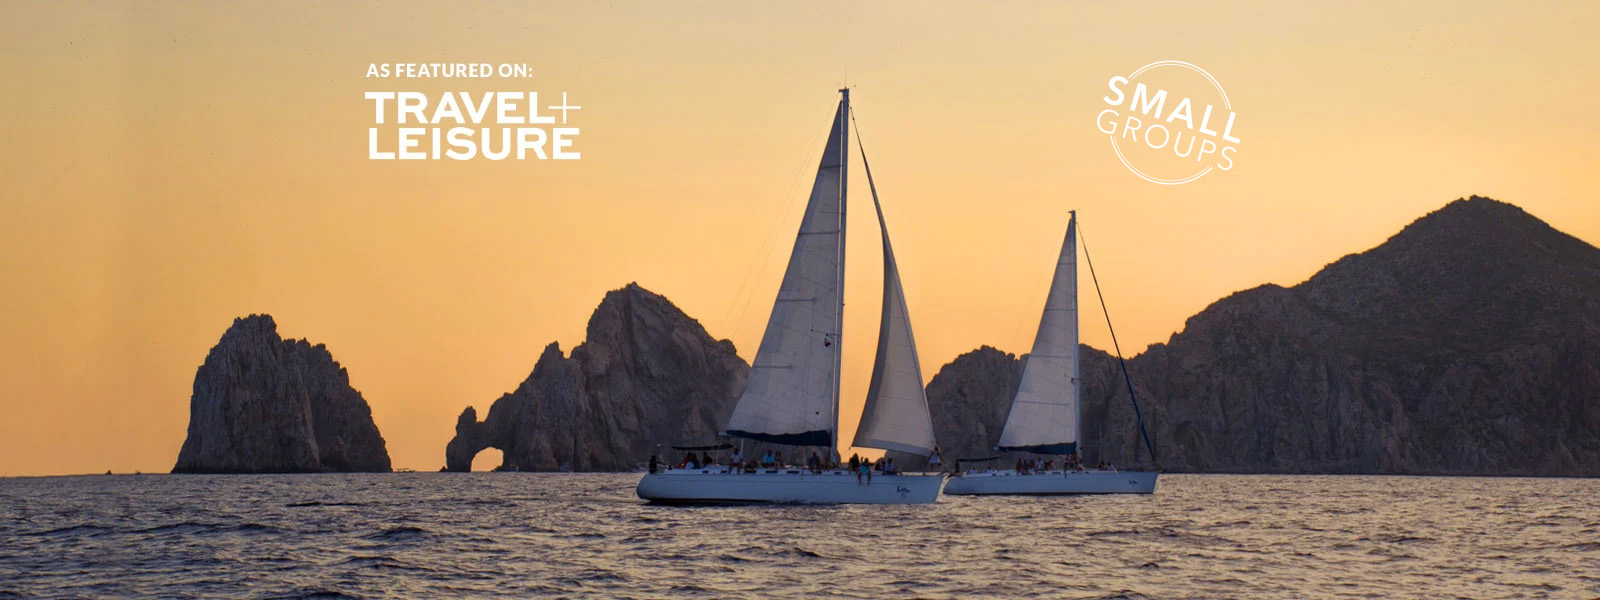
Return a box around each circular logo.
[1097,61,1240,185]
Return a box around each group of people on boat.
[1015,457,1054,474]
[648,444,941,483]
[1000,453,1116,475]
[733,448,833,474]
[842,453,906,484]
[648,445,1121,477]
[647,447,842,474]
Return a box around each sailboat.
[944,212,1159,495]
[636,89,945,505]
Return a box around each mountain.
[173,315,391,473]
[920,197,1600,476]
[444,283,747,472]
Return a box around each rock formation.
[444,283,747,472]
[172,315,391,473]
[913,197,1600,477]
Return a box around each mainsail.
[723,93,849,446]
[995,213,1080,455]
[850,122,937,456]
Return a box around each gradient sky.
[3,1,1597,476]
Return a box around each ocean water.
[1,473,1595,599]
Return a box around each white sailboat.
[944,212,1159,495]
[636,89,944,505]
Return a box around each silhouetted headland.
[903,196,1600,477]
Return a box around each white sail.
[723,95,848,446]
[850,133,937,456]
[995,213,1080,454]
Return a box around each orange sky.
[2,2,1597,476]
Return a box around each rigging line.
[719,97,840,342]
[1078,222,1160,468]
[1010,225,1058,360]
[722,97,835,334]
[846,108,888,229]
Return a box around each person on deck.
[701,452,714,469]
[649,454,660,474]
[928,447,944,473]
[849,453,861,472]
[858,458,873,485]
[730,446,743,469]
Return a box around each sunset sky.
[3,1,1597,476]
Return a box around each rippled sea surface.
[2,473,1597,599]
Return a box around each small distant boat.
[637,89,944,505]
[945,212,1159,496]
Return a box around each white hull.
[637,468,945,505]
[943,469,1157,495]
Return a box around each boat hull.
[943,470,1157,495]
[637,468,945,505]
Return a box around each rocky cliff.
[444,283,747,472]
[915,197,1600,477]
[172,315,391,473]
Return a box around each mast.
[1072,210,1081,461]
[831,88,849,462]
[996,213,1080,455]
[722,90,849,447]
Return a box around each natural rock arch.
[444,407,502,472]
[441,283,747,473]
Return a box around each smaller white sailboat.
[636,89,944,505]
[945,212,1159,496]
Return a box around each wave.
[285,501,366,508]
[361,525,431,541]
[260,589,365,600]
[331,555,429,572]
[773,546,823,559]
[26,524,115,537]
[129,521,281,536]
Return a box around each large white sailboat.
[944,212,1159,496]
[636,89,944,505]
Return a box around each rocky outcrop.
[915,197,1600,477]
[910,346,1022,464]
[172,315,391,473]
[444,283,747,472]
